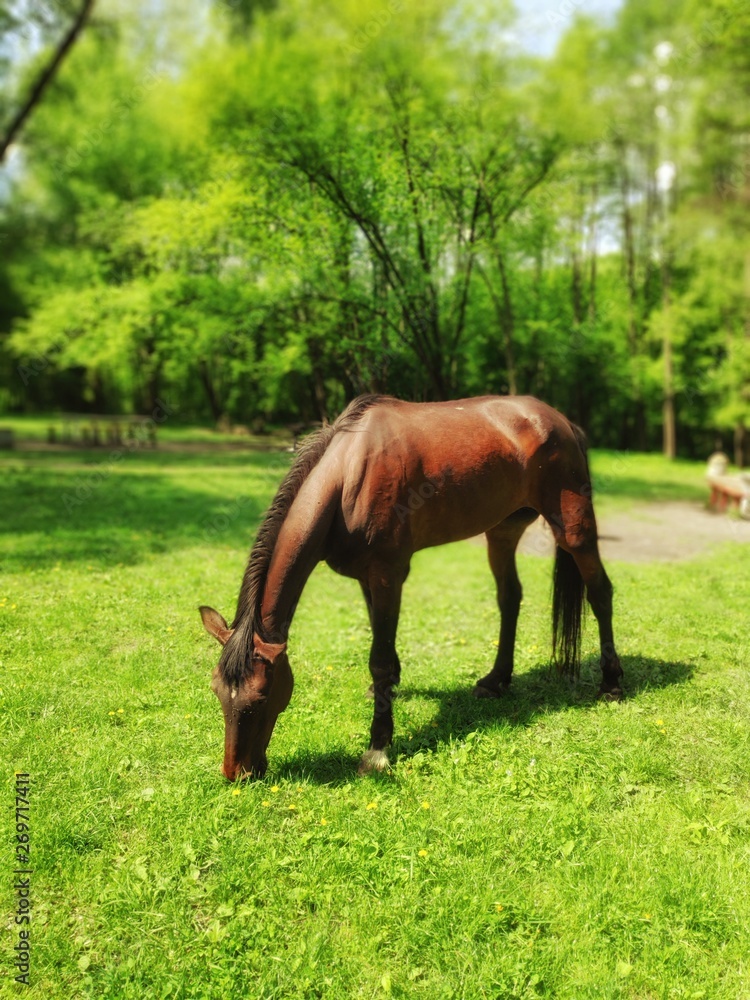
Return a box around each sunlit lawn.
[1,441,748,999]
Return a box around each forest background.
[1,0,749,461]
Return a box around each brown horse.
[200,394,622,780]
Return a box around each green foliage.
[1,0,749,456]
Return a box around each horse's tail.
[552,546,584,677]
[551,420,589,677]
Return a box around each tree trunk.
[663,332,676,459]
[588,182,598,322]
[478,258,517,396]
[619,151,648,450]
[661,250,676,459]
[571,246,585,328]
[619,154,639,353]
[496,253,518,396]
[735,423,747,469]
[198,360,223,423]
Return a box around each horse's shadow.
[275,655,694,785]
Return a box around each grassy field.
[1,440,749,999]
[0,412,295,449]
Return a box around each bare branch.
[0,0,96,162]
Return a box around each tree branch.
[1,0,96,162]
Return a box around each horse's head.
[199,606,294,781]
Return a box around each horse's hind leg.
[545,492,623,698]
[359,565,406,774]
[574,548,622,698]
[361,581,401,698]
[474,508,538,699]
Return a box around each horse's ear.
[199,606,234,646]
[252,634,287,665]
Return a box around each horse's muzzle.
[222,757,268,782]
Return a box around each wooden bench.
[707,474,750,518]
[48,415,157,448]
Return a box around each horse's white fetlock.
[358,749,390,775]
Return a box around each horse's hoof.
[358,750,391,775]
[472,683,507,699]
[598,687,623,702]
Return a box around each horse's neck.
[258,478,338,641]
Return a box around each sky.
[512,0,623,55]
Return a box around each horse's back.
[321,395,585,559]
[352,394,574,443]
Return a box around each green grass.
[1,446,749,999]
[0,412,295,448]
[589,451,710,508]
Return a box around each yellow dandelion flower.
[495,904,504,912]
[421,801,430,810]
[117,708,124,714]
[326,665,333,671]
[185,714,191,719]
[108,711,115,716]
[418,849,428,857]
[232,788,241,796]
[288,804,297,811]
[656,719,664,726]
[642,913,651,921]
[262,800,271,807]
[366,801,378,810]
[271,786,280,793]
[320,818,328,825]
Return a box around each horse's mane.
[219,394,396,683]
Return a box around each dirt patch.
[510,501,750,563]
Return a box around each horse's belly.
[407,474,525,550]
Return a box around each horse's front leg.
[358,568,404,775]
[361,581,401,699]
